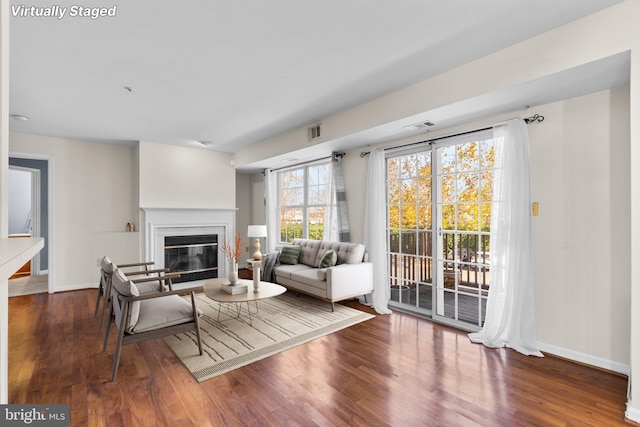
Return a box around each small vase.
[228,261,238,284]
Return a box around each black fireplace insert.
[164,234,218,283]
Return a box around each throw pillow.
[319,249,337,268]
[279,245,302,265]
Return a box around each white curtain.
[468,119,542,357]
[264,168,278,253]
[364,149,392,315]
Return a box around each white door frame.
[9,152,54,293]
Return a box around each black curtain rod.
[360,114,544,157]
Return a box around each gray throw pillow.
[279,245,302,265]
[319,249,337,268]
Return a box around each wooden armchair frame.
[103,273,203,381]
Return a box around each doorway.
[386,130,494,330]
[8,156,50,295]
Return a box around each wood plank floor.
[8,289,630,426]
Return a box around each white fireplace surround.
[140,208,236,282]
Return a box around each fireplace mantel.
[140,207,236,279]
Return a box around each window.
[277,162,331,243]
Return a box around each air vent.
[307,123,321,141]
[404,121,435,130]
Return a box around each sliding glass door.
[387,131,494,329]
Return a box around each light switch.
[532,202,539,216]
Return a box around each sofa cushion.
[318,249,337,268]
[314,241,366,265]
[289,268,328,290]
[274,263,313,280]
[279,245,302,264]
[292,239,322,267]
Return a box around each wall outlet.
[96,258,102,267]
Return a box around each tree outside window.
[277,162,331,243]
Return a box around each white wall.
[9,133,140,290]
[138,140,235,209]
[530,87,630,369]
[249,86,632,371]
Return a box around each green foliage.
[280,223,324,243]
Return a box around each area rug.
[164,292,375,382]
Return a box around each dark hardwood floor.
[8,289,630,426]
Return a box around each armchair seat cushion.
[132,295,201,333]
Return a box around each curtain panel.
[364,149,392,315]
[264,168,278,253]
[468,119,542,357]
[325,152,351,242]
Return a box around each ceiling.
[8,0,627,158]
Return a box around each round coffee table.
[203,278,286,324]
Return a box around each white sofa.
[273,238,373,311]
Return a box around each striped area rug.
[165,292,375,382]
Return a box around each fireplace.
[140,208,236,287]
[164,234,218,283]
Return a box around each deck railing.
[389,231,490,290]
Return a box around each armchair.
[95,256,171,332]
[103,267,203,381]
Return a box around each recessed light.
[281,158,298,163]
[124,86,133,93]
[10,114,29,121]
[197,140,213,147]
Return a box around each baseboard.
[538,341,630,376]
[625,403,640,423]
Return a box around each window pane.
[440,146,456,174]
[279,168,304,206]
[400,154,418,179]
[479,139,494,169]
[308,164,331,205]
[457,203,479,231]
[388,205,401,230]
[480,203,492,231]
[441,204,455,230]
[417,204,431,229]
[402,179,416,204]
[280,208,303,243]
[417,177,431,203]
[480,171,493,202]
[457,172,479,202]
[440,174,456,203]
[457,141,478,172]
[307,207,325,240]
[387,158,401,181]
[401,205,417,229]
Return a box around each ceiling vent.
[404,121,435,130]
[307,123,321,142]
